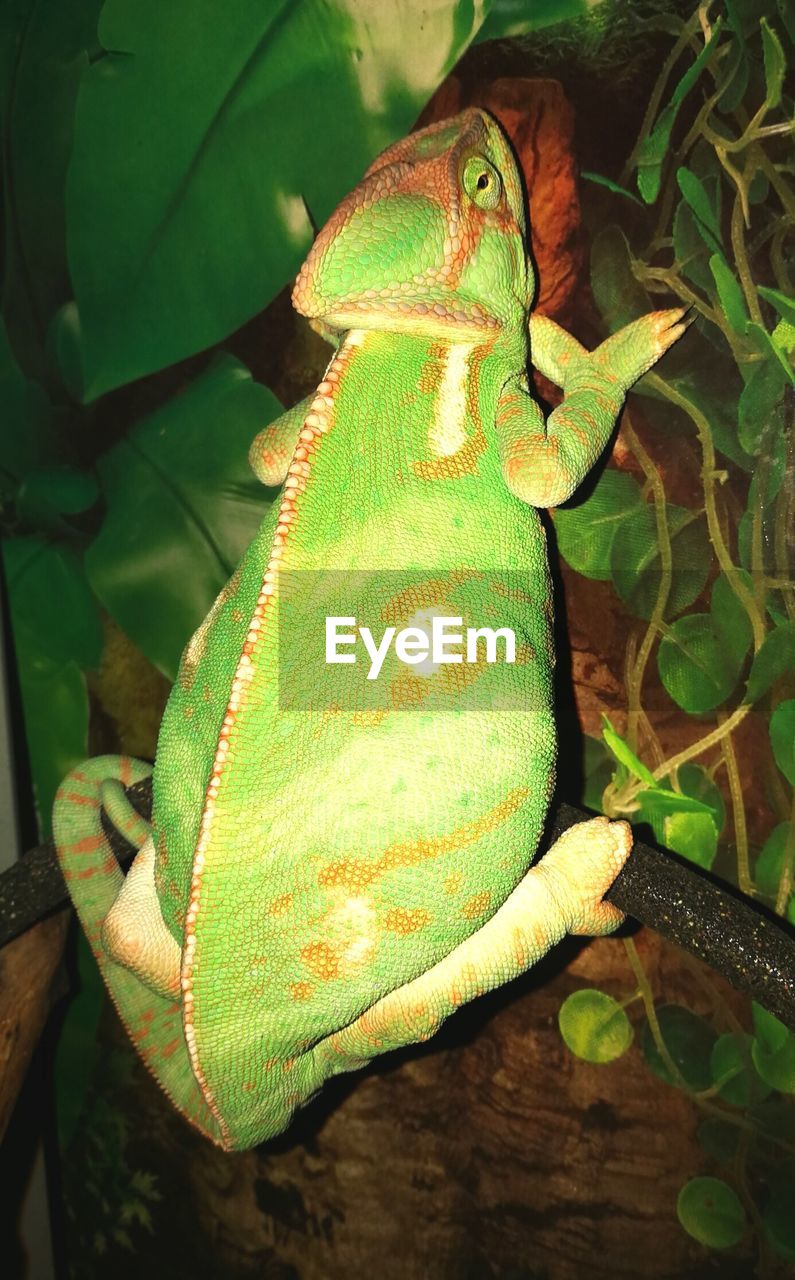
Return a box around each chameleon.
[52,108,688,1151]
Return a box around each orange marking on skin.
[119,757,132,787]
[160,1038,181,1058]
[461,890,492,920]
[444,871,464,895]
[65,855,118,881]
[383,907,432,935]
[412,422,486,480]
[319,787,530,893]
[379,570,475,625]
[64,834,105,854]
[61,791,100,807]
[289,981,315,1002]
[267,892,294,916]
[300,940,340,980]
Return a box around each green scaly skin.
[53,109,689,1151]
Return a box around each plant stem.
[623,416,673,749]
[644,374,767,650]
[774,798,795,918]
[718,709,753,896]
[651,704,751,782]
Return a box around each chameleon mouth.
[292,284,500,340]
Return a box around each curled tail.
[53,756,226,1148]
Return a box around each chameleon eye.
[462,156,502,210]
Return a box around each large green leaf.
[3,536,91,831]
[610,502,710,621]
[67,0,491,399]
[1,0,103,381]
[658,572,753,714]
[85,355,282,678]
[2,537,103,670]
[474,0,604,42]
[554,468,643,581]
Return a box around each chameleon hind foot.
[314,816,632,1075]
[102,835,182,999]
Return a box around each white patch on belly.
[429,343,472,457]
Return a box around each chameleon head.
[292,108,534,343]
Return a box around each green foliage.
[558,5,794,1265]
[677,1177,746,1249]
[641,1004,717,1090]
[557,989,633,1063]
[85,355,282,679]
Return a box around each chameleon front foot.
[590,306,693,391]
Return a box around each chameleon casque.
[53,108,689,1151]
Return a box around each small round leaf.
[558,990,633,1064]
[676,1177,746,1249]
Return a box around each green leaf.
[738,426,787,570]
[645,328,752,472]
[710,572,755,667]
[85,355,282,679]
[67,0,491,398]
[634,20,723,203]
[601,717,656,786]
[745,321,795,386]
[753,1001,790,1055]
[642,1004,717,1090]
[46,301,84,401]
[474,0,604,42]
[658,570,754,714]
[717,37,749,113]
[758,285,795,325]
[711,1032,771,1106]
[582,734,614,814]
[580,171,644,206]
[663,811,718,870]
[636,103,678,205]
[610,502,710,622]
[770,700,795,784]
[738,358,787,455]
[676,168,722,254]
[745,622,795,703]
[755,822,795,898]
[16,466,99,533]
[1,0,103,380]
[708,254,749,334]
[760,19,785,107]
[677,1177,746,1250]
[752,1003,795,1093]
[771,318,795,359]
[554,469,643,580]
[590,225,651,331]
[7,650,89,836]
[636,763,725,846]
[2,537,103,670]
[658,615,733,713]
[558,989,633,1064]
[673,199,714,294]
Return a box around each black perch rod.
[2,782,794,1031]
